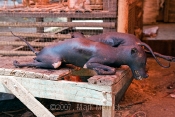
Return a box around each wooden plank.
[168,14,175,22]
[0,76,113,106]
[168,7,175,13]
[0,50,34,56]
[169,0,175,6]
[0,76,55,117]
[0,22,115,28]
[88,65,130,85]
[88,75,119,86]
[0,65,132,107]
[0,68,70,81]
[113,71,133,103]
[164,0,170,22]
[102,67,133,117]
[0,32,71,39]
[102,106,115,117]
[0,11,116,18]
[103,18,117,33]
[87,5,103,10]
[0,41,52,47]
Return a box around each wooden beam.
[102,67,133,117]
[0,32,71,39]
[0,68,70,81]
[0,41,52,47]
[117,0,129,33]
[0,11,116,18]
[164,0,170,22]
[0,76,113,106]
[0,22,115,28]
[86,5,103,10]
[0,76,55,117]
[0,50,35,56]
[168,14,175,22]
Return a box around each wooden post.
[36,18,44,33]
[117,0,129,33]
[102,104,115,117]
[164,0,170,22]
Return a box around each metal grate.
[0,0,143,56]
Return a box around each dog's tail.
[138,42,170,68]
[10,31,38,55]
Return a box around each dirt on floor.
[117,57,175,117]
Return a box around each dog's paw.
[93,68,103,75]
[13,60,20,68]
[93,67,116,75]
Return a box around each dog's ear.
[131,47,138,55]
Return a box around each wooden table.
[0,57,133,117]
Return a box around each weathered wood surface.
[0,50,35,56]
[0,56,131,84]
[88,65,130,85]
[0,56,70,79]
[0,32,71,39]
[0,22,115,28]
[0,66,132,107]
[0,68,69,81]
[0,75,112,106]
[0,41,52,47]
[102,68,133,117]
[0,11,116,18]
[1,76,55,117]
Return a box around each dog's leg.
[84,62,116,75]
[13,60,62,69]
[52,61,62,69]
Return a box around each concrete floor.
[143,23,175,56]
[143,23,175,40]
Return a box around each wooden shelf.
[0,10,116,18]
